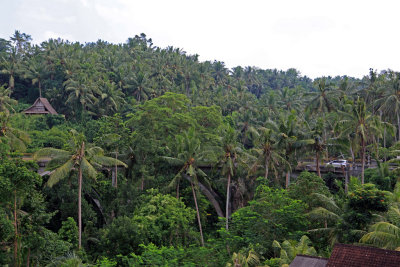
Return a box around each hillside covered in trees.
[1,31,400,266]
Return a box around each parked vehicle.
[326,160,348,168]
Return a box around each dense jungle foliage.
[1,30,400,266]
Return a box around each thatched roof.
[23,97,58,115]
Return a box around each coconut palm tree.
[0,84,17,114]
[22,56,47,98]
[97,79,126,116]
[0,47,19,93]
[250,127,287,183]
[163,128,209,246]
[307,193,343,246]
[0,112,30,152]
[375,71,400,141]
[34,130,126,249]
[217,126,244,230]
[337,97,383,183]
[360,206,400,250]
[63,74,99,118]
[306,77,337,114]
[360,183,400,250]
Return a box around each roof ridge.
[295,254,329,260]
[333,243,400,255]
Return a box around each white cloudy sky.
[1,0,400,78]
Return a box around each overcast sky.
[1,0,400,78]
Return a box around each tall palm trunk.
[285,171,290,189]
[316,151,321,178]
[38,80,42,98]
[191,181,204,246]
[264,155,269,180]
[13,190,19,267]
[341,165,348,194]
[114,151,118,188]
[226,172,231,231]
[361,138,366,184]
[78,142,85,250]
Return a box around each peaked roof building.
[289,255,328,267]
[326,243,400,267]
[23,97,58,115]
[290,244,400,267]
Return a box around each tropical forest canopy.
[1,30,400,266]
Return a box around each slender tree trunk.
[182,174,224,217]
[361,138,366,184]
[38,80,42,98]
[264,155,269,180]
[13,190,18,267]
[316,151,321,178]
[226,173,231,231]
[345,166,349,194]
[141,177,144,191]
[285,171,290,189]
[191,181,204,246]
[78,166,82,250]
[384,126,387,161]
[350,141,355,176]
[114,152,118,188]
[78,142,85,250]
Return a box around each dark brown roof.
[327,243,400,267]
[290,255,328,267]
[23,97,58,115]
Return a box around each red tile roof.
[327,243,400,267]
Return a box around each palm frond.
[34,148,71,161]
[162,156,184,166]
[81,158,98,180]
[90,155,127,168]
[47,159,75,187]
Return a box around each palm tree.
[266,111,304,188]
[0,47,19,93]
[34,130,126,249]
[250,127,287,183]
[337,97,383,183]
[375,71,400,141]
[63,74,98,118]
[272,235,317,266]
[22,56,47,97]
[217,126,243,230]
[125,69,152,102]
[307,193,343,246]
[360,183,400,250]
[97,79,126,115]
[306,77,337,114]
[163,128,209,246]
[360,206,400,250]
[303,118,332,178]
[0,84,17,114]
[0,112,30,152]
[10,30,31,55]
[226,249,261,267]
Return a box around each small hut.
[23,97,58,115]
